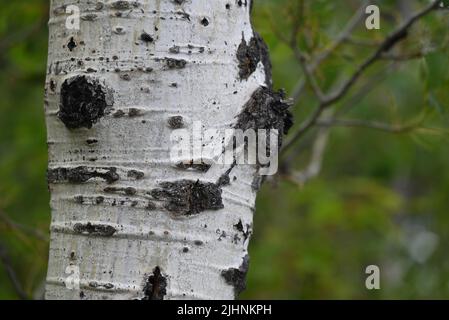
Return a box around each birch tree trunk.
[44,0,291,300]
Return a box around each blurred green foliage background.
[1,0,449,299]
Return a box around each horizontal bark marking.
[128,108,142,117]
[110,1,140,11]
[46,277,135,294]
[127,170,145,180]
[175,161,211,172]
[88,281,114,290]
[70,195,144,209]
[193,240,204,246]
[104,186,137,196]
[150,180,224,216]
[164,58,187,69]
[85,138,98,145]
[73,222,117,237]
[112,110,125,118]
[47,166,120,184]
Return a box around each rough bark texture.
[44,0,291,300]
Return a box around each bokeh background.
[1,0,449,299]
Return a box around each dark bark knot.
[59,76,113,129]
[142,267,167,300]
[140,32,154,43]
[235,87,293,148]
[127,170,145,180]
[168,115,184,129]
[236,33,272,86]
[234,219,251,242]
[201,18,209,26]
[221,255,250,298]
[67,37,77,51]
[150,180,224,216]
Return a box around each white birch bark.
[44,0,290,300]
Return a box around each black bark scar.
[111,1,140,10]
[165,58,187,69]
[142,267,167,300]
[236,33,272,86]
[140,32,154,43]
[150,180,224,216]
[221,255,250,298]
[235,86,293,147]
[234,219,251,242]
[168,115,184,129]
[59,76,113,129]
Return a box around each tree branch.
[286,125,331,186]
[290,1,368,104]
[282,0,443,154]
[316,118,422,134]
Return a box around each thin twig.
[290,1,368,104]
[335,62,398,117]
[293,50,325,102]
[316,118,422,134]
[286,123,331,186]
[344,36,382,47]
[380,49,433,61]
[281,62,397,171]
